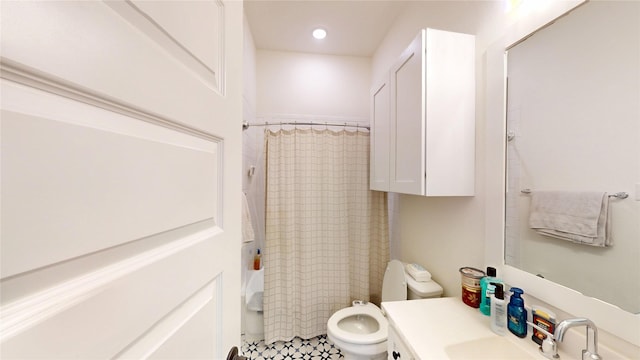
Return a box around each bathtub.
[243,268,264,341]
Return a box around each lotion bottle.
[253,248,262,270]
[490,283,507,335]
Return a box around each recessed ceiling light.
[312,28,327,40]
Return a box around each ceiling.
[244,1,408,57]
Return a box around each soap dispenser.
[507,287,528,338]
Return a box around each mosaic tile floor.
[241,334,344,360]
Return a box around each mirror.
[505,0,639,314]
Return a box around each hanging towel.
[242,192,255,243]
[528,191,611,247]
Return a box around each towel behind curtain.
[242,192,255,243]
[262,128,389,344]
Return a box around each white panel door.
[389,31,425,195]
[0,1,242,358]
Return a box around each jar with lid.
[459,267,485,308]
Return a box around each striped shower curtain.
[262,128,389,344]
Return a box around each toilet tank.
[406,271,443,300]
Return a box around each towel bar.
[520,189,628,199]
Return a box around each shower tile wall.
[242,126,266,292]
[242,125,265,336]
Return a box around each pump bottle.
[479,267,501,316]
[507,287,528,338]
[490,283,507,335]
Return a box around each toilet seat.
[327,303,388,345]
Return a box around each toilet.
[327,260,443,359]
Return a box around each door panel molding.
[0,226,222,343]
[1,80,221,276]
[114,275,223,359]
[0,61,221,143]
[0,0,227,132]
[104,0,224,95]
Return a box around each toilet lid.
[381,260,407,302]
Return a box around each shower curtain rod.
[242,121,370,131]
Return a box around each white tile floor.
[241,334,343,360]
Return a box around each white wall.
[257,50,371,120]
[371,0,591,299]
[243,14,257,125]
[372,1,507,298]
[372,1,505,85]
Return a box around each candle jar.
[459,267,485,308]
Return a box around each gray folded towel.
[528,191,611,247]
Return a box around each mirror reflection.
[505,1,640,313]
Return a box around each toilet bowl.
[326,260,443,359]
[327,301,388,360]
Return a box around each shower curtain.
[262,128,389,344]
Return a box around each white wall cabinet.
[371,28,475,196]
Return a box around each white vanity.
[382,297,632,360]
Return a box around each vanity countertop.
[382,297,549,359]
[382,297,633,360]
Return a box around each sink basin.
[444,336,538,359]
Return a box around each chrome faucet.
[555,318,602,360]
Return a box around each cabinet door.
[424,29,475,196]
[390,30,425,195]
[387,325,416,360]
[370,76,390,191]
